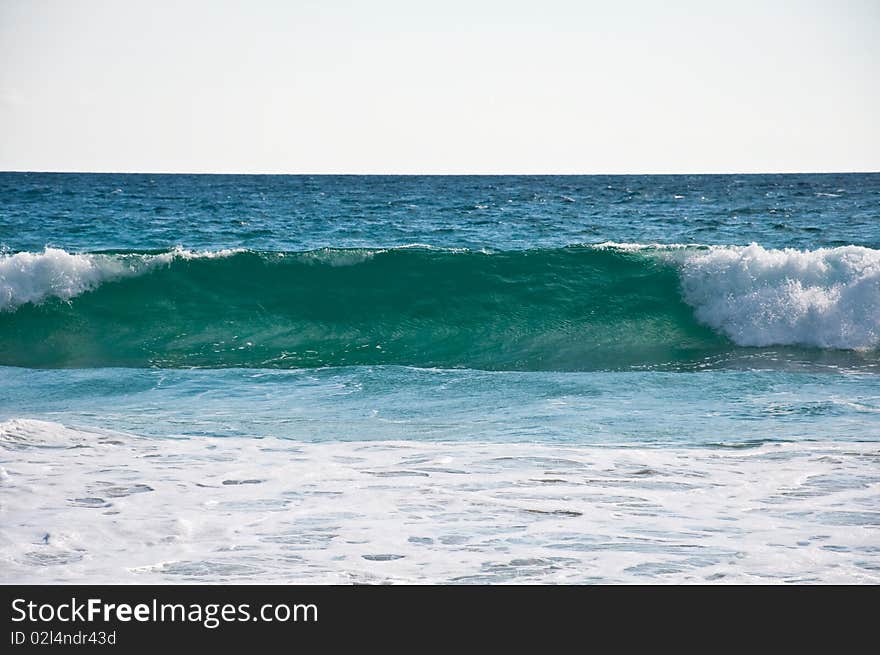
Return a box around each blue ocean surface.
[3,172,879,252]
[1,172,878,584]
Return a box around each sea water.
[1,173,878,583]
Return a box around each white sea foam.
[0,247,241,311]
[169,246,244,260]
[592,241,704,251]
[1,419,878,584]
[0,248,131,311]
[0,418,125,448]
[678,244,880,350]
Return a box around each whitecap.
[0,247,242,311]
[678,244,880,350]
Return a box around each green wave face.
[0,247,731,370]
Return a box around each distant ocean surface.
[1,172,878,583]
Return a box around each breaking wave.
[0,244,877,370]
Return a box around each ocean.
[1,172,878,583]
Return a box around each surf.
[0,243,877,370]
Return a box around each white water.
[1,419,878,584]
[679,244,880,350]
[0,247,241,311]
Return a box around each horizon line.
[1,169,879,176]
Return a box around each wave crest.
[679,244,880,350]
[0,248,130,311]
[0,244,878,369]
[0,247,241,311]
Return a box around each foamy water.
[1,420,877,584]
[0,246,241,311]
[678,244,880,350]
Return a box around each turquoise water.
[2,366,879,446]
[1,173,878,583]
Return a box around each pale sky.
[1,0,878,174]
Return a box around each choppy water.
[1,172,878,583]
